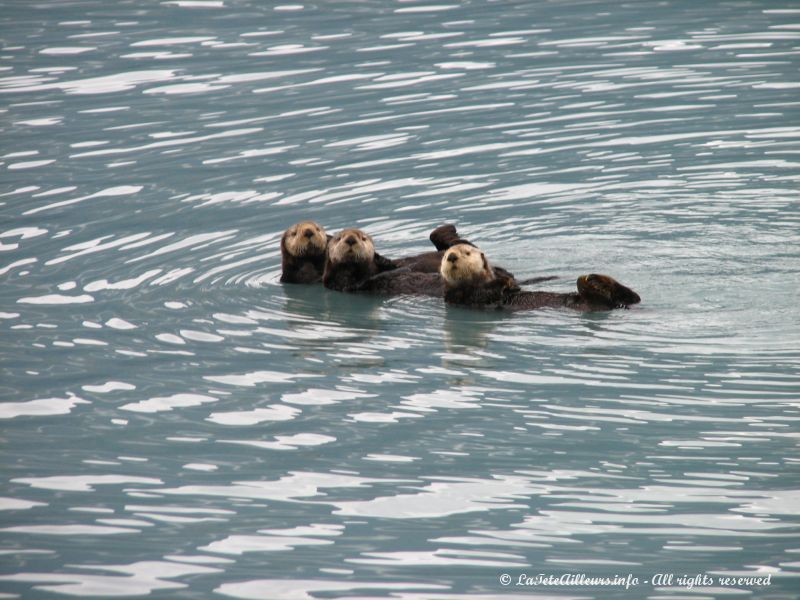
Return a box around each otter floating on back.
[322,227,544,297]
[440,243,640,311]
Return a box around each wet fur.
[323,227,447,296]
[282,222,462,284]
[498,280,639,311]
[392,224,466,273]
[441,244,639,312]
[362,226,518,297]
[306,223,544,299]
[322,228,397,292]
[280,221,330,283]
[356,269,443,296]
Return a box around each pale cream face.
[440,243,492,285]
[282,221,327,257]
[327,228,375,264]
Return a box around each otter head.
[281,221,328,258]
[327,228,375,266]
[440,243,493,286]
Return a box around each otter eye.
[465,251,471,256]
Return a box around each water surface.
[1,1,799,598]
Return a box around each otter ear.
[481,253,489,271]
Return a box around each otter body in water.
[322,227,553,298]
[322,228,443,296]
[281,222,464,284]
[440,243,640,311]
[280,221,330,284]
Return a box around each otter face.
[327,228,375,265]
[282,221,327,258]
[440,243,493,285]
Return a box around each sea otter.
[280,221,330,283]
[413,225,556,286]
[322,228,443,295]
[281,222,465,283]
[440,243,640,311]
[322,227,552,297]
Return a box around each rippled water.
[2,1,800,598]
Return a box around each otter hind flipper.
[429,224,463,251]
[577,274,641,308]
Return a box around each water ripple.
[2,0,799,597]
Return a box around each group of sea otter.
[280,221,640,312]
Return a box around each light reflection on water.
[2,0,800,598]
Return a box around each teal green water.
[2,1,799,598]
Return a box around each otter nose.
[303,228,314,238]
[446,253,458,263]
[345,235,357,246]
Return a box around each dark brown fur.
[355,225,521,297]
[392,224,468,273]
[322,229,397,292]
[323,227,446,296]
[280,221,330,284]
[283,223,461,283]
[445,273,640,311]
[322,224,554,299]
[356,269,443,296]
[441,244,638,312]
[280,246,328,283]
